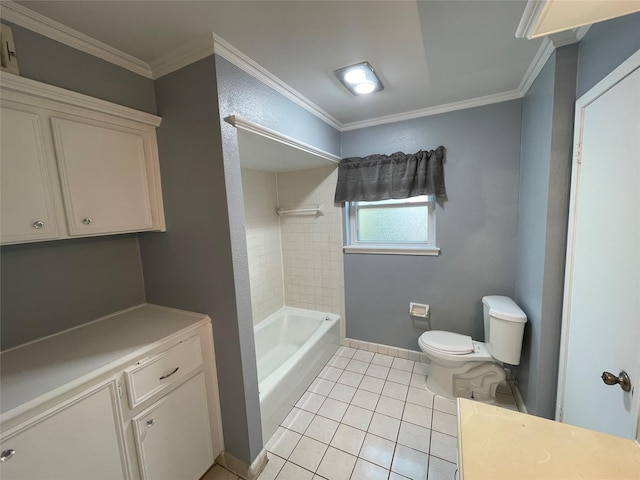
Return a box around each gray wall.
[515,46,578,419]
[0,24,154,350]
[576,12,640,98]
[341,100,522,348]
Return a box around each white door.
[557,51,640,439]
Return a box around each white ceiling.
[13,1,545,127]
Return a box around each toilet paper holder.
[409,302,429,318]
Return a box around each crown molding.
[0,1,153,78]
[341,89,523,131]
[210,33,343,131]
[149,35,215,80]
[518,37,555,95]
[516,0,547,39]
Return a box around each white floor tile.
[391,357,415,373]
[317,398,349,422]
[341,404,374,431]
[308,378,336,396]
[352,350,375,363]
[329,424,366,456]
[382,380,409,400]
[402,402,433,429]
[351,388,380,411]
[430,431,458,463]
[388,472,411,480]
[432,410,458,437]
[274,461,314,480]
[266,427,302,459]
[296,391,326,414]
[345,359,370,374]
[328,383,356,403]
[281,408,315,434]
[257,454,286,480]
[371,353,394,367]
[335,346,357,358]
[368,412,401,441]
[410,373,426,389]
[305,415,339,444]
[202,464,240,480]
[387,369,412,385]
[326,355,350,369]
[406,386,434,408]
[433,395,457,415]
[289,436,328,472]
[319,366,343,382]
[375,395,405,419]
[397,421,431,454]
[365,363,390,380]
[391,444,429,480]
[350,458,389,480]
[358,433,396,469]
[413,362,429,376]
[427,456,458,480]
[358,375,385,394]
[336,370,363,388]
[316,446,357,480]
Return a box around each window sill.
[343,245,441,256]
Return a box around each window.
[344,195,439,255]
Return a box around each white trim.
[555,48,640,423]
[0,71,162,127]
[225,115,340,163]
[341,89,523,131]
[211,33,343,131]
[518,38,556,95]
[0,1,153,78]
[575,24,592,41]
[343,245,441,256]
[515,0,548,39]
[149,35,215,80]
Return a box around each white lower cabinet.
[0,381,128,480]
[0,305,223,480]
[133,373,214,480]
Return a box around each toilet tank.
[482,296,527,365]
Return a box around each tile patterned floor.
[203,346,519,480]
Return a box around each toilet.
[418,295,526,402]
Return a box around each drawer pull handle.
[0,449,15,462]
[159,367,179,380]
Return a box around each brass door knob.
[601,371,631,392]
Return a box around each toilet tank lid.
[482,296,527,323]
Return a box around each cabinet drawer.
[125,336,202,408]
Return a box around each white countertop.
[1,304,208,416]
[457,398,640,480]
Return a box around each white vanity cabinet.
[0,72,165,244]
[0,304,224,480]
[0,381,129,480]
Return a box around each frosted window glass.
[358,205,428,242]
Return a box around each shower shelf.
[277,205,324,216]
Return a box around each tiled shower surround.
[241,165,345,326]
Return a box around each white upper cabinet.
[0,72,165,244]
[0,107,58,243]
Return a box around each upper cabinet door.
[51,117,154,236]
[0,107,58,243]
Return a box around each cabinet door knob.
[0,449,15,462]
[146,419,155,428]
[32,221,44,229]
[82,217,92,225]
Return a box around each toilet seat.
[419,330,474,355]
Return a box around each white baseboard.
[216,448,268,480]
[341,337,430,364]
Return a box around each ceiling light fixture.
[334,62,384,96]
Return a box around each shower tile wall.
[277,165,345,324]
[242,165,345,327]
[241,168,285,324]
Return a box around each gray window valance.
[334,146,446,203]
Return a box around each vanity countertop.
[457,398,640,479]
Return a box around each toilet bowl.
[418,296,526,402]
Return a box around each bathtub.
[255,306,340,443]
